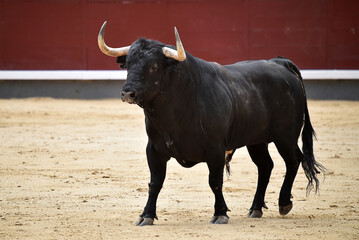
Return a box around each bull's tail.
[225,149,235,179]
[273,56,325,194]
[301,94,326,195]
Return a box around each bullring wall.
[1,0,358,70]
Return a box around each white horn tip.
[98,21,107,39]
[174,27,180,38]
[101,21,107,30]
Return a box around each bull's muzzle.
[121,90,137,104]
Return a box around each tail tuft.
[301,101,326,195]
[225,150,235,179]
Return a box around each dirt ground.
[0,98,358,239]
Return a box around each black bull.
[98,23,325,226]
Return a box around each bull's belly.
[175,158,202,168]
[226,129,273,150]
[167,142,205,163]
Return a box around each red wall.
[1,0,358,70]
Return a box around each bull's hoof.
[279,202,293,216]
[248,209,263,218]
[210,215,229,224]
[134,217,154,226]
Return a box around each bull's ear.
[165,58,178,67]
[164,55,179,68]
[116,56,127,69]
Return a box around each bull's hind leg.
[274,141,301,216]
[247,143,274,218]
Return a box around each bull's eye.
[149,63,158,73]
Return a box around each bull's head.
[98,21,186,107]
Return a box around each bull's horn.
[162,27,186,61]
[98,21,131,57]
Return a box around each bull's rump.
[223,58,306,148]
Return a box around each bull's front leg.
[207,148,230,224]
[135,141,168,226]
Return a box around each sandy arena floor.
[0,98,358,239]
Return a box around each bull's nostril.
[129,92,137,98]
[122,90,137,103]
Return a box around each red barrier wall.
[0,0,358,70]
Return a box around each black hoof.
[134,217,154,226]
[279,202,293,215]
[210,215,229,224]
[248,209,263,218]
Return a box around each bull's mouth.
[121,89,160,110]
[121,94,144,108]
[122,97,136,104]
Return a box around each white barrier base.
[0,70,358,80]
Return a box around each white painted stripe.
[0,70,358,80]
[301,70,359,80]
[0,70,127,80]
